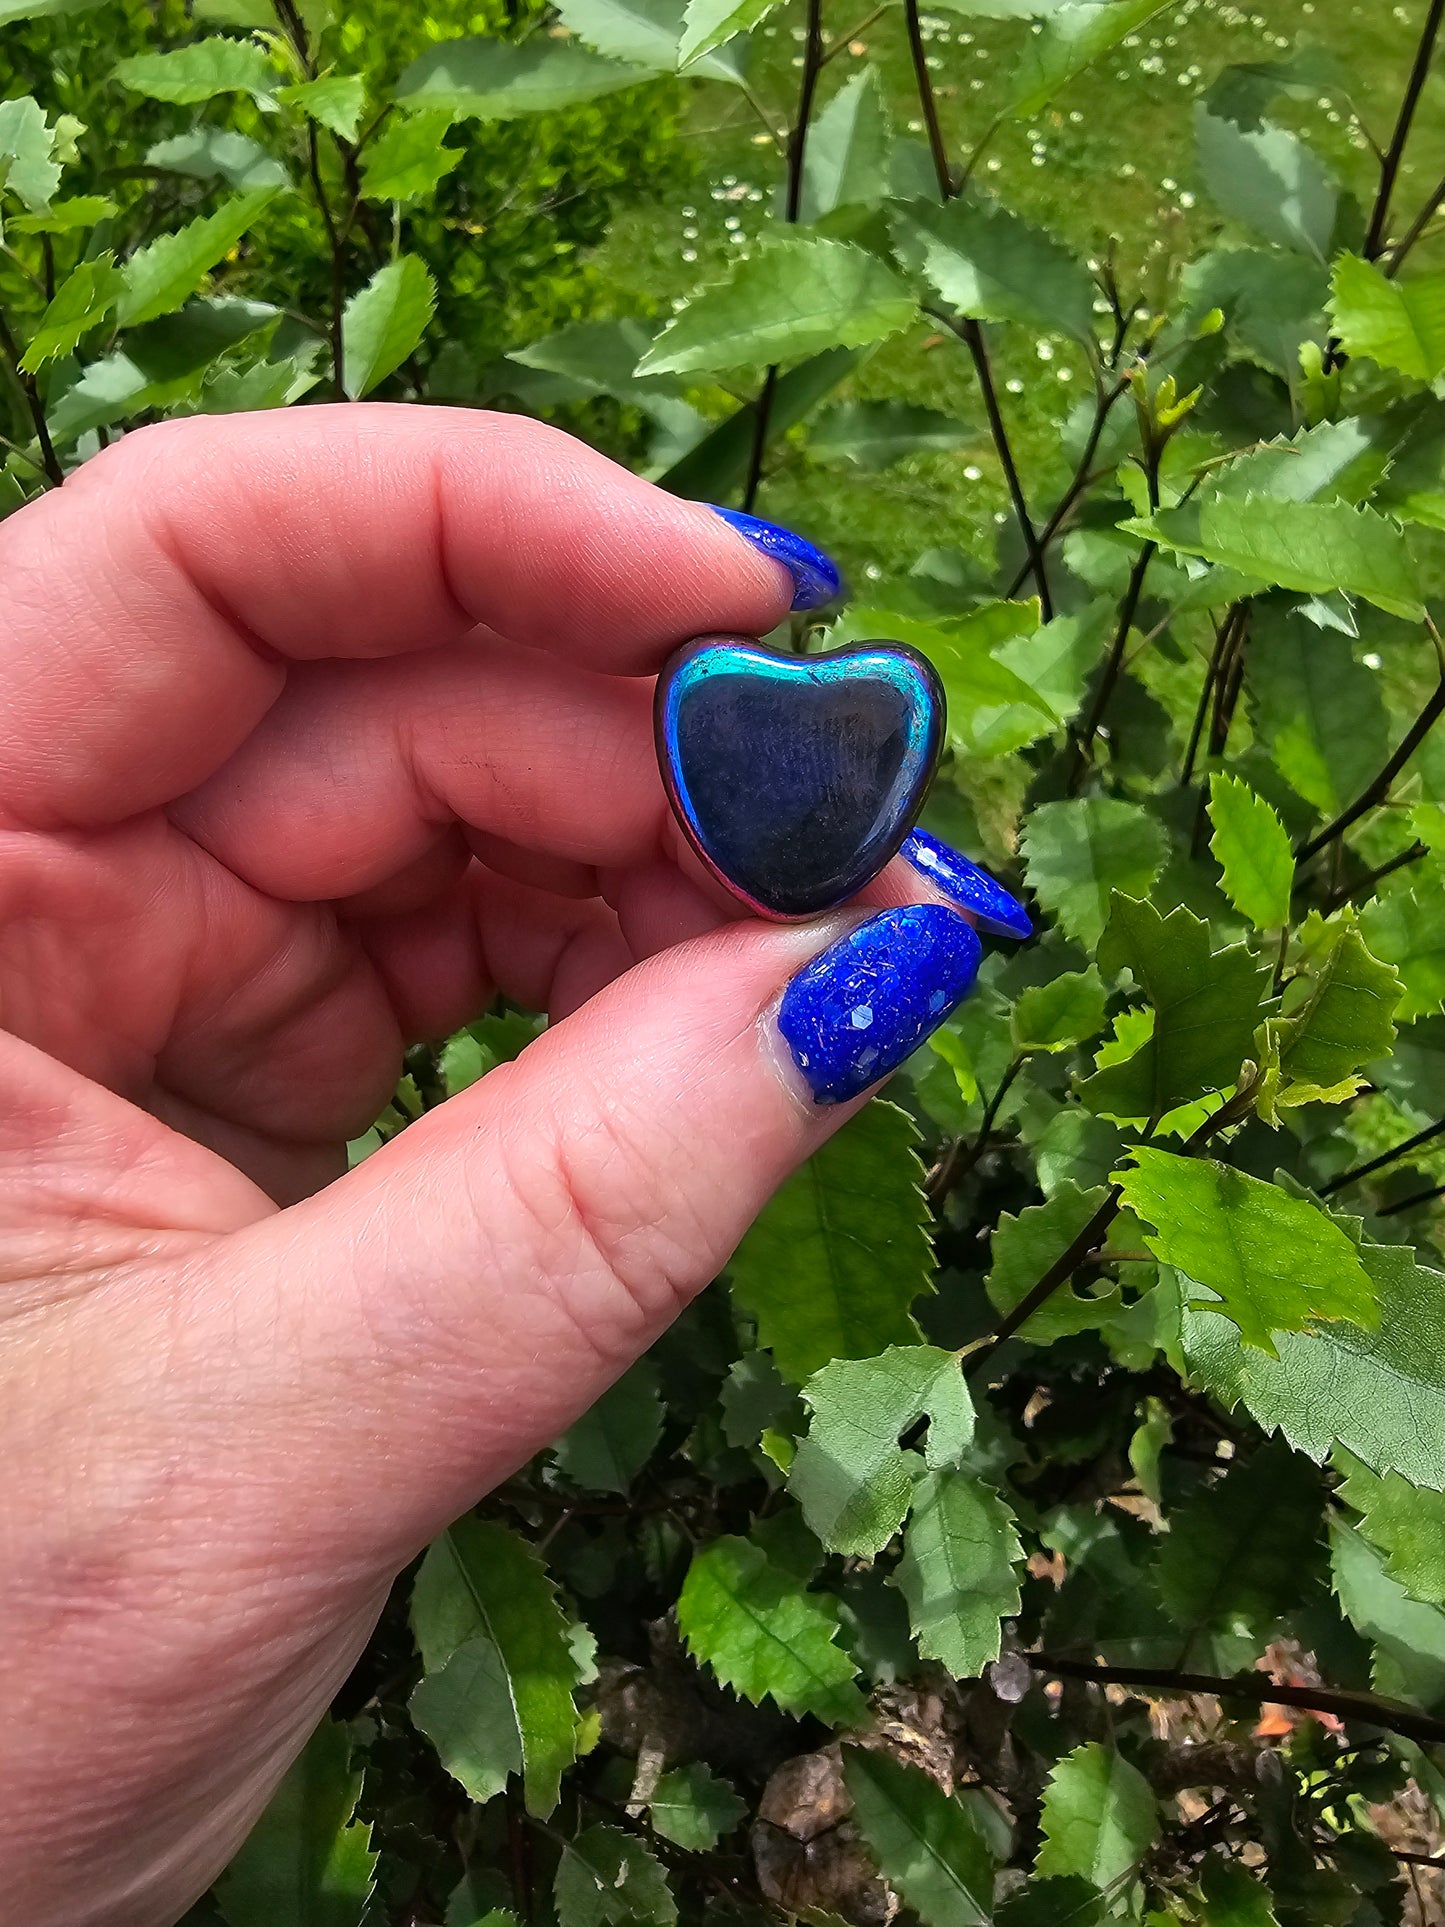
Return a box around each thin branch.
[1004,374,1131,599]
[819,2,887,69]
[905,0,952,199]
[1385,168,1445,274]
[1296,663,1445,864]
[1028,1653,1445,1752]
[1321,838,1429,913]
[1321,1116,1445,1197]
[1179,607,1239,789]
[1070,538,1153,784]
[929,1055,1024,1203]
[1363,0,1445,259]
[0,307,61,486]
[1379,1179,1445,1218]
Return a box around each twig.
[1321,838,1429,913]
[819,2,887,68]
[0,307,61,486]
[1378,1179,1445,1218]
[1321,1116,1445,1197]
[1028,1654,1445,1752]
[1179,608,1238,789]
[1385,168,1445,274]
[929,1055,1024,1203]
[1070,538,1153,784]
[1004,375,1131,599]
[1296,663,1445,864]
[905,0,952,199]
[1362,0,1445,259]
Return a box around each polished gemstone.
[655,636,945,919]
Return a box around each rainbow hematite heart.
[655,636,946,920]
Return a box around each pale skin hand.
[0,407,947,1926]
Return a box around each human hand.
[0,407,1014,1923]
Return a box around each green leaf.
[894,1469,1023,1678]
[647,1764,747,1850]
[1081,897,1272,1121]
[677,0,777,66]
[1034,1742,1158,1891]
[277,74,368,141]
[995,1879,1105,1927]
[411,1637,521,1806]
[146,128,290,192]
[1117,1150,1376,1351]
[1270,916,1402,1093]
[1184,1241,1445,1487]
[1337,1453,1445,1610]
[1194,104,1338,258]
[1194,1856,1282,1924]
[1181,245,1329,376]
[554,1825,676,1927]
[117,188,278,329]
[1208,775,1294,931]
[114,37,278,105]
[984,1182,1122,1342]
[720,1349,802,1449]
[554,0,745,83]
[358,109,461,204]
[0,97,63,210]
[637,235,915,377]
[1133,495,1423,621]
[1208,417,1390,508]
[1153,1440,1324,1670]
[20,253,124,371]
[214,1719,376,1927]
[0,0,108,21]
[843,1748,996,1926]
[1361,883,1445,1020]
[1012,969,1108,1055]
[1005,0,1168,118]
[1245,613,1390,818]
[799,67,892,222]
[676,1533,867,1724]
[341,254,435,398]
[891,195,1094,344]
[553,1358,663,1494]
[1021,799,1169,950]
[728,1100,933,1384]
[788,1345,973,1555]
[1329,1514,1445,1712]
[810,400,968,470]
[395,38,652,121]
[9,193,117,234]
[410,1518,583,1815]
[658,347,863,499]
[1330,252,1445,385]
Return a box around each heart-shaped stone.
[655,635,945,920]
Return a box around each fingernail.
[901,829,1033,940]
[707,505,841,612]
[778,904,982,1105]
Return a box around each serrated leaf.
[1021,799,1169,949]
[554,1825,676,1927]
[891,195,1094,343]
[1271,917,1401,1091]
[1194,104,1337,258]
[277,74,367,141]
[410,1518,583,1815]
[1153,1440,1324,1670]
[0,97,63,210]
[995,1878,1105,1927]
[117,188,278,328]
[411,1637,521,1806]
[114,37,278,105]
[1117,1150,1376,1350]
[1194,1855,1281,1924]
[647,1764,747,1850]
[1361,883,1445,1020]
[1330,252,1445,385]
[1329,1515,1445,1713]
[1184,1241,1445,1488]
[788,1346,973,1555]
[676,1533,866,1724]
[843,1748,996,1926]
[984,1182,1122,1341]
[798,67,892,223]
[358,109,461,203]
[1207,417,1389,507]
[1005,0,1168,118]
[396,38,652,121]
[720,1349,802,1449]
[20,253,124,371]
[810,400,968,470]
[1012,969,1108,1054]
[0,0,107,20]
[1245,611,1390,818]
[729,1099,932,1384]
[1208,775,1294,931]
[893,1469,1023,1678]
[1081,896,1272,1120]
[553,1358,663,1495]
[1338,1453,1445,1610]
[554,0,745,83]
[1034,1742,1158,1891]
[146,128,290,191]
[637,236,915,377]
[1134,495,1423,621]
[9,192,116,233]
[1182,244,1329,376]
[341,254,435,397]
[214,1719,376,1927]
[677,0,777,65]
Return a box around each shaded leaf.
[658,347,863,499]
[1246,612,1390,818]
[1194,104,1337,258]
[1270,915,1401,1094]
[647,1764,747,1850]
[214,1720,376,1927]
[1208,774,1294,930]
[1329,1515,1445,1713]
[810,399,968,470]
[985,1182,1122,1342]
[411,1638,520,1806]
[146,127,290,191]
[396,38,652,121]
[799,66,893,222]
[892,194,1094,343]
[341,254,435,397]
[1034,1742,1158,1890]
[118,188,279,328]
[553,1358,663,1495]
[554,1825,676,1927]
[1006,0,1169,118]
[1020,798,1169,949]
[1361,883,1445,1021]
[1330,252,1445,385]
[893,1469,1023,1679]
[844,1748,996,1926]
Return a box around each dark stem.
[40,232,54,306]
[1004,375,1130,600]
[1070,539,1153,784]
[929,1055,1024,1203]
[905,0,952,200]
[1321,1116,1445,1196]
[0,306,62,486]
[1321,838,1429,913]
[1362,0,1445,259]
[1386,168,1445,274]
[1028,1653,1445,1752]
[1378,1179,1445,1219]
[1296,668,1445,863]
[1179,607,1240,788]
[741,0,823,510]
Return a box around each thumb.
[199,903,981,1569]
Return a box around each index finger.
[0,405,797,828]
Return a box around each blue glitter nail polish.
[778,904,982,1105]
[657,636,944,920]
[901,828,1033,941]
[707,506,841,612]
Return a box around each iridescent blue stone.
[655,636,945,920]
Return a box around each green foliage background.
[5,0,1445,1920]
